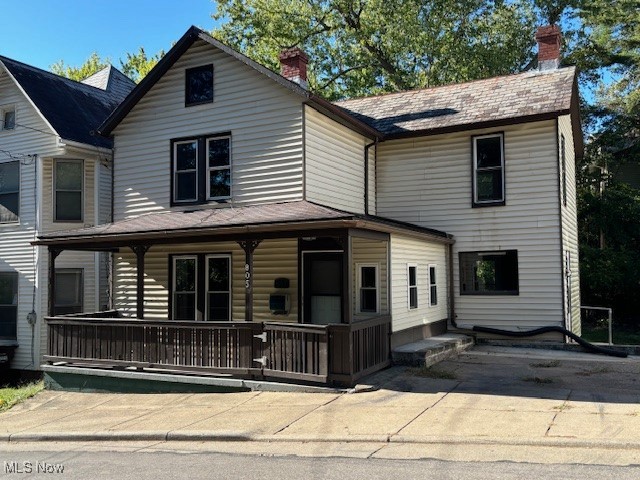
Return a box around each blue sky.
[0,0,218,71]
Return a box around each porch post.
[342,231,352,324]
[131,245,150,319]
[238,239,261,322]
[47,247,62,316]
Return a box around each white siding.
[113,40,304,220]
[114,239,298,322]
[378,120,564,330]
[305,106,367,213]
[352,236,388,319]
[559,115,581,334]
[389,234,448,332]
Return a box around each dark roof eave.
[381,110,572,141]
[307,95,382,140]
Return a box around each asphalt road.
[1,449,639,480]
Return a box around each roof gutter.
[58,138,113,155]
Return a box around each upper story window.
[1,106,15,130]
[0,271,18,339]
[185,64,214,106]
[357,264,379,314]
[54,159,83,222]
[172,134,231,205]
[0,161,19,223]
[460,250,519,295]
[473,133,504,207]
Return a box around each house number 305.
[245,263,251,289]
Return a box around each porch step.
[391,333,474,367]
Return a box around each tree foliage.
[51,52,110,82]
[120,47,165,83]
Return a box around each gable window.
[0,272,18,339]
[54,159,83,222]
[473,133,504,206]
[172,135,231,204]
[357,264,379,314]
[459,250,519,295]
[54,269,83,315]
[0,161,19,223]
[2,107,15,130]
[185,64,213,106]
[429,264,437,306]
[407,264,418,309]
[171,253,232,321]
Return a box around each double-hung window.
[0,161,19,223]
[429,265,437,306]
[172,135,231,204]
[0,272,18,339]
[357,264,379,314]
[54,159,83,222]
[473,133,505,206]
[171,254,231,321]
[407,264,418,309]
[54,269,83,315]
[459,250,519,295]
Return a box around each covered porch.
[36,201,452,386]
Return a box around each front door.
[303,252,343,324]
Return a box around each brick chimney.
[279,47,308,89]
[535,25,561,70]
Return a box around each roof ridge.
[334,66,575,105]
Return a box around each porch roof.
[33,201,452,249]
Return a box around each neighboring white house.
[34,25,582,385]
[0,57,134,370]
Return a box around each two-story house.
[0,57,134,371]
[36,25,581,387]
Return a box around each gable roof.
[81,65,136,103]
[334,67,578,138]
[0,56,133,149]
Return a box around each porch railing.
[45,313,392,386]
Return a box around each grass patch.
[0,381,44,413]
[530,360,561,368]
[522,376,553,384]
[581,328,640,346]
[408,366,457,380]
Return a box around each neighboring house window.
[185,64,214,106]
[561,134,567,207]
[173,256,197,320]
[54,159,83,222]
[172,134,231,204]
[171,254,232,321]
[0,161,19,223]
[206,255,231,321]
[357,264,379,314]
[473,133,505,206]
[407,264,418,309]
[54,269,83,315]
[459,250,519,295]
[1,107,15,130]
[0,272,18,339]
[429,264,437,306]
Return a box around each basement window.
[459,250,519,295]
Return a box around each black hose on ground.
[472,325,628,358]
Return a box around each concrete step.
[391,333,474,367]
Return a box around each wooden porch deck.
[45,312,391,386]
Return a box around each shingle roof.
[0,56,134,148]
[35,200,450,246]
[334,67,576,137]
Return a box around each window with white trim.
[54,268,83,315]
[172,135,231,204]
[429,264,437,306]
[407,264,418,309]
[357,264,378,314]
[0,161,19,223]
[473,133,504,206]
[0,271,18,339]
[54,159,83,221]
[206,255,231,321]
[1,106,15,130]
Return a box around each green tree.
[51,52,111,82]
[121,47,165,83]
[213,0,538,99]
